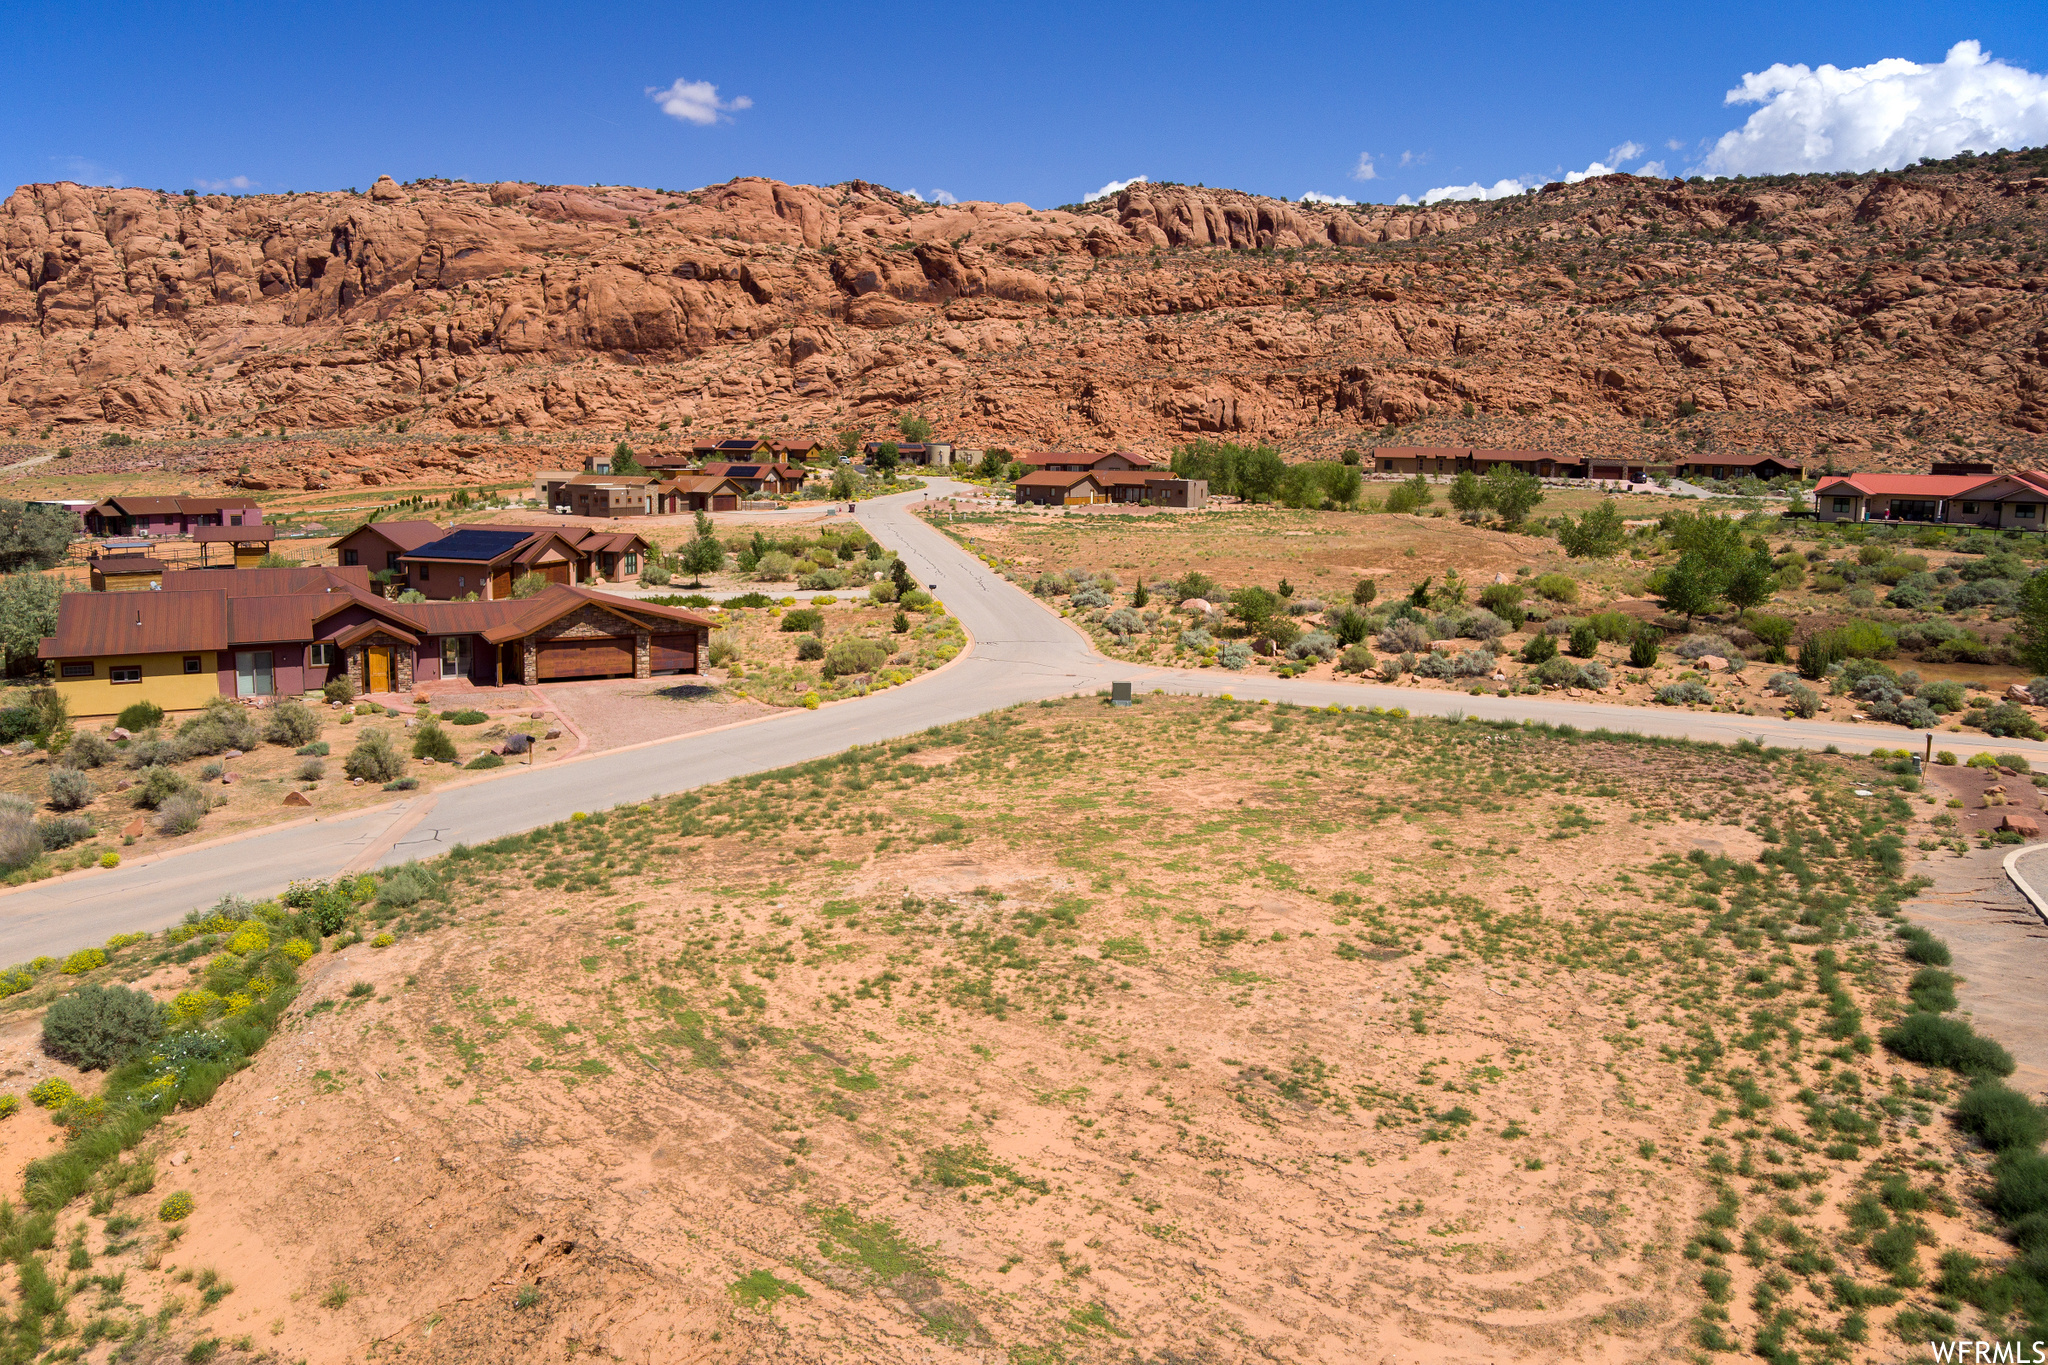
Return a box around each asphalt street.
[4,478,2039,961]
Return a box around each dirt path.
[1902,845,2048,1096]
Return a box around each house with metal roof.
[328,520,447,576]
[1013,470,1108,506]
[38,582,713,714]
[1813,470,2048,527]
[695,462,806,495]
[1012,451,1156,473]
[83,497,264,538]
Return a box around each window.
[386,551,402,570]
[59,662,92,679]
[234,651,274,698]
[308,643,333,668]
[441,636,472,678]
[229,514,243,526]
[456,575,466,590]
[2023,504,2041,520]
[341,548,359,566]
[109,665,141,684]
[623,553,638,573]
[419,564,430,580]
[1961,502,1979,515]
[183,656,201,674]
[1831,497,1853,514]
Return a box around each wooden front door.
[367,646,391,693]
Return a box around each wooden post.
[1925,733,1933,766]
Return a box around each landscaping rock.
[121,816,148,837]
[221,773,237,785]
[111,727,130,740]
[1698,655,1729,672]
[223,748,243,759]
[530,710,546,720]
[1179,598,1212,615]
[2008,684,2036,704]
[283,790,312,807]
[544,727,562,740]
[1428,639,1460,653]
[2001,812,2041,837]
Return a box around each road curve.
[3,479,2036,961]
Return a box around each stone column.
[522,638,538,686]
[346,645,364,693]
[634,631,651,679]
[395,643,415,693]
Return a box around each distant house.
[1090,471,1209,508]
[1371,447,1584,478]
[191,523,276,568]
[1672,454,1807,482]
[328,520,446,575]
[773,437,823,460]
[1013,451,1156,473]
[28,500,93,529]
[38,583,713,714]
[398,528,589,600]
[696,462,805,496]
[1814,470,2048,527]
[87,556,169,592]
[83,497,264,537]
[657,475,747,513]
[695,437,774,458]
[540,473,659,518]
[1014,471,1106,506]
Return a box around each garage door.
[649,632,697,674]
[540,562,572,586]
[536,637,634,680]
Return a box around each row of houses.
[1368,447,1812,483]
[37,564,713,716]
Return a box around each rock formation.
[1,155,2045,489]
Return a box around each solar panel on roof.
[717,440,758,450]
[409,529,532,561]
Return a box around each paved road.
[7,477,2044,962]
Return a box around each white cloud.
[1699,40,2048,175]
[1301,191,1355,205]
[1636,159,1668,178]
[1607,141,1645,164]
[1084,174,1146,202]
[1398,150,1427,168]
[1563,159,1624,183]
[647,78,753,126]
[905,188,958,205]
[1666,138,1687,151]
[195,175,254,192]
[1400,177,1534,205]
[1351,154,1377,182]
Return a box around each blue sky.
[6,0,2045,208]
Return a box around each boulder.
[488,182,533,206]
[368,175,403,202]
[111,727,131,740]
[2001,812,2042,837]
[1699,655,1729,672]
[121,816,148,838]
[2008,684,2037,705]
[220,773,236,785]
[530,710,546,720]
[544,727,562,740]
[499,734,532,755]
[223,748,242,759]
[282,790,312,807]
[1179,598,1213,615]
[1428,639,1461,653]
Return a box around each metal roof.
[161,566,372,597]
[40,591,230,657]
[403,528,535,562]
[327,520,447,553]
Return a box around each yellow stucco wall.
[52,652,219,717]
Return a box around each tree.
[1228,586,1282,635]
[1352,577,1378,607]
[1659,553,1720,624]
[0,572,57,674]
[1385,474,1433,514]
[979,448,1011,478]
[1483,464,1544,526]
[0,503,74,573]
[1721,549,1779,614]
[610,441,641,477]
[834,429,862,462]
[829,467,857,499]
[1447,471,1489,521]
[1132,582,1149,608]
[890,557,914,596]
[873,443,900,475]
[411,719,457,762]
[1662,511,1749,587]
[2013,573,2048,675]
[1556,500,1627,559]
[681,513,726,586]
[897,413,934,443]
[511,572,550,598]
[344,729,405,782]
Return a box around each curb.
[2002,843,2048,926]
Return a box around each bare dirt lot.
[7,698,2031,1364]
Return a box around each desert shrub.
[434,710,487,726]
[1656,679,1714,706]
[868,580,899,604]
[1887,580,1936,610]
[1945,579,2015,611]
[823,638,889,678]
[177,698,260,756]
[262,698,321,748]
[1453,649,1500,679]
[1579,610,1631,642]
[1030,571,1070,597]
[377,863,436,909]
[900,589,934,609]
[1070,585,1110,609]
[1478,582,1524,614]
[1853,674,1940,729]
[465,752,503,770]
[61,948,105,975]
[706,631,738,667]
[1530,572,1578,603]
[639,561,672,586]
[1532,656,1602,688]
[411,721,457,763]
[1459,610,1510,642]
[37,816,91,851]
[1766,673,1821,718]
[343,730,405,783]
[46,768,90,811]
[1964,702,2046,740]
[158,1191,193,1222]
[1218,641,1252,670]
[1881,1011,2013,1076]
[1104,607,1145,638]
[753,551,797,581]
[1577,661,1612,688]
[1628,627,1660,668]
[294,757,325,782]
[154,790,208,837]
[323,678,353,708]
[1916,679,1966,713]
[1520,633,1558,665]
[65,731,112,769]
[795,635,826,661]
[41,985,165,1071]
[0,809,40,874]
[1177,627,1214,652]
[1675,634,1742,661]
[780,608,824,634]
[1956,1079,2048,1153]
[29,1078,76,1109]
[1339,644,1376,674]
[132,766,191,810]
[1288,631,1339,662]
[114,701,164,733]
[1908,967,1957,1013]
[1567,621,1598,658]
[795,569,843,591]
[1378,619,1431,654]
[1409,651,1452,680]
[1991,1152,2048,1223]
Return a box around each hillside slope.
[2,153,2046,486]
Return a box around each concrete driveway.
[4,477,2039,962]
